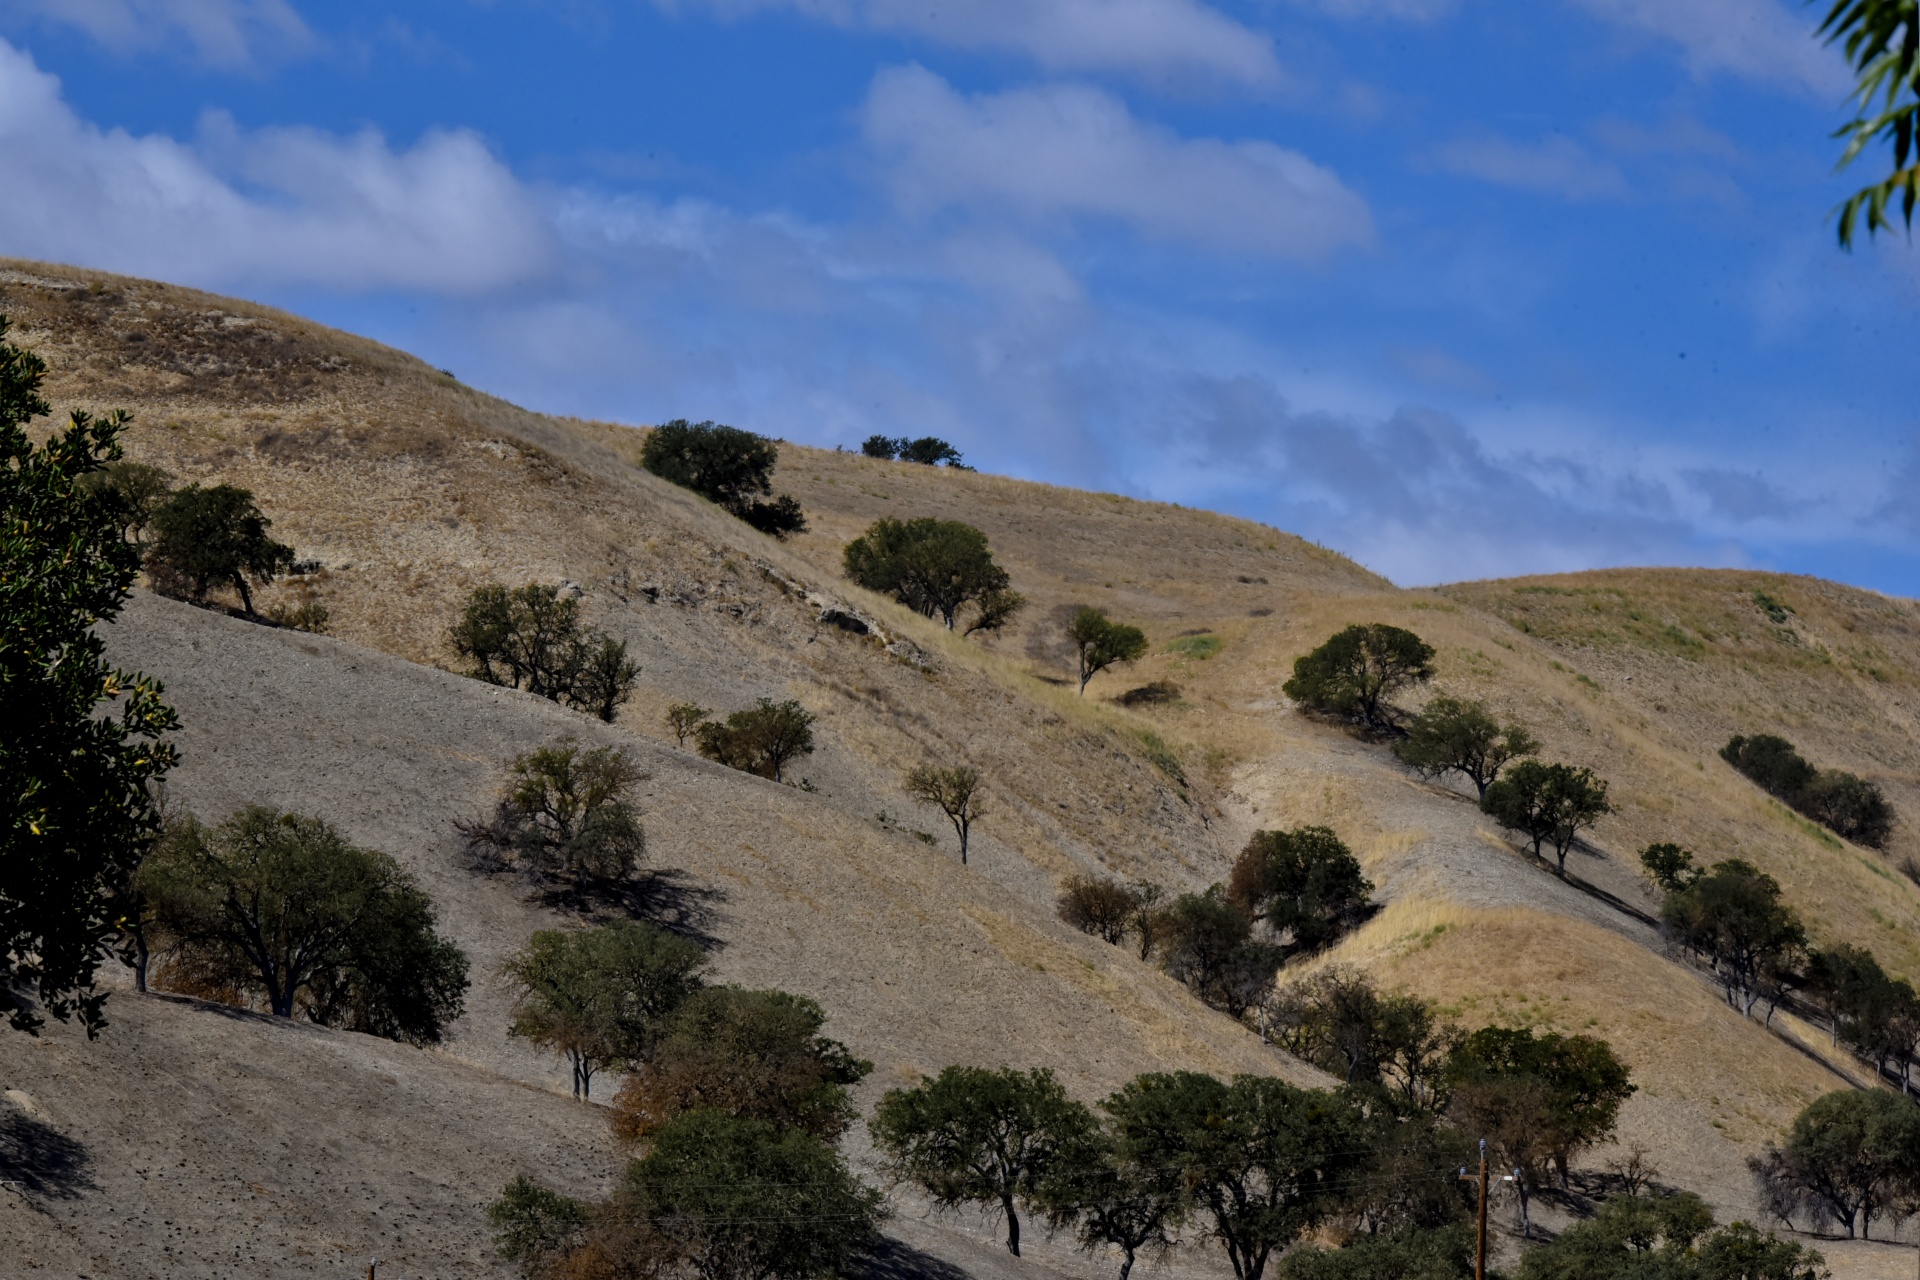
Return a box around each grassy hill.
[4,258,1919,1277]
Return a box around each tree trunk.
[237,576,255,617]
[131,929,149,994]
[1002,1195,1020,1255]
[1117,1248,1135,1280]
[956,816,969,865]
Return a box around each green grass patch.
[1166,633,1223,660]
[1136,730,1187,787]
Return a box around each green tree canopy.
[1038,1126,1188,1280]
[1480,759,1612,877]
[1262,968,1457,1115]
[640,419,808,537]
[870,1065,1098,1256]
[1660,859,1807,1021]
[1282,625,1434,733]
[1393,696,1538,799]
[0,316,178,1035]
[617,1109,884,1280]
[905,762,983,863]
[462,736,647,888]
[1157,887,1281,1019]
[695,698,816,782]
[843,516,1015,631]
[1640,842,1703,894]
[145,483,295,616]
[503,920,708,1099]
[1069,607,1149,695]
[1276,1225,1476,1280]
[1821,0,1919,247]
[1102,1072,1368,1280]
[140,807,468,1043]
[1751,1088,1920,1240]
[611,985,871,1143]
[1226,825,1374,956]
[1510,1191,1831,1280]
[79,459,173,550]
[448,583,640,722]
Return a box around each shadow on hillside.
[538,868,728,951]
[850,1237,971,1280]
[0,1107,93,1201]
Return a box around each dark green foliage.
[640,419,808,537]
[695,698,816,782]
[503,921,708,1099]
[489,1175,591,1279]
[462,737,647,887]
[1445,1026,1635,1232]
[1102,1072,1367,1280]
[1275,1225,1475,1280]
[1750,1088,1920,1240]
[1659,860,1806,1020]
[618,1110,884,1279]
[1282,625,1434,733]
[145,483,295,615]
[1640,843,1702,893]
[1721,735,1818,802]
[1393,696,1539,799]
[1226,826,1374,956]
[1262,969,1458,1114]
[1516,1193,1828,1280]
[0,317,178,1035]
[1157,888,1281,1019]
[870,1065,1097,1256]
[448,584,640,722]
[79,459,173,549]
[964,586,1026,636]
[842,517,1014,630]
[1721,734,1892,847]
[140,807,468,1043]
[1038,1128,1186,1280]
[1803,945,1920,1087]
[861,434,966,466]
[611,985,871,1143]
[1069,607,1149,695]
[1819,0,1919,247]
[1481,759,1612,877]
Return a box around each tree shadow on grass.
[536,868,728,951]
[0,1107,92,1201]
[849,1236,971,1280]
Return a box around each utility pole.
[1458,1138,1490,1280]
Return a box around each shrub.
[462,738,647,887]
[503,921,708,1100]
[640,419,807,537]
[1481,759,1611,877]
[695,699,816,782]
[1282,625,1434,733]
[145,482,295,615]
[1513,1193,1828,1280]
[1722,734,1819,801]
[1802,770,1893,848]
[1393,696,1539,799]
[140,807,468,1043]
[1057,875,1140,945]
[0,318,178,1037]
[1226,826,1373,955]
[1157,888,1281,1018]
[1261,968,1457,1113]
[489,1176,591,1280]
[609,986,871,1142]
[1750,1088,1920,1240]
[79,459,173,549]
[872,1065,1097,1256]
[1069,607,1149,695]
[843,516,1014,631]
[448,584,639,722]
[1277,1225,1475,1280]
[861,434,966,466]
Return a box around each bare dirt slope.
[5,260,1920,1275]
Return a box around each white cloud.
[654,0,1283,89]
[860,65,1373,260]
[1571,0,1847,96]
[1430,134,1629,201]
[13,0,315,68]
[0,39,553,293]
[1285,0,1455,21]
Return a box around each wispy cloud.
[1570,0,1846,96]
[653,0,1283,88]
[13,0,315,68]
[0,40,552,292]
[1429,133,1629,201]
[861,65,1373,259]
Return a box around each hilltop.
[3,259,1918,1278]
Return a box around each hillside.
[4,259,1919,1278]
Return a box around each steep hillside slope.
[5,259,1919,1275]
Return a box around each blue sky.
[0,0,1915,589]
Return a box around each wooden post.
[367,1259,377,1280]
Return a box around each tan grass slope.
[2,260,1918,1276]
